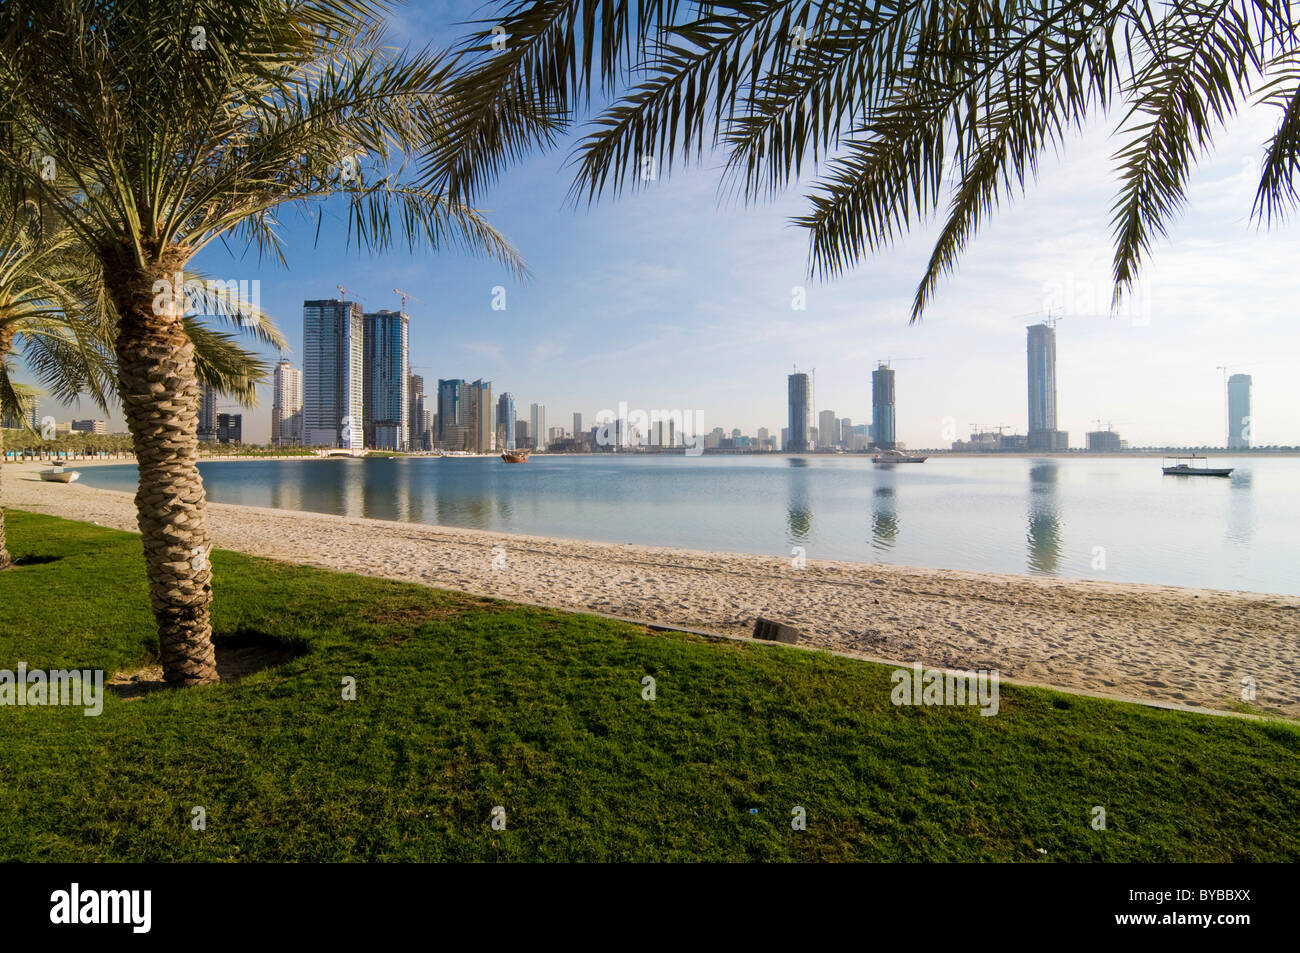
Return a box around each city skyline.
[21,340,1278,452]
[16,49,1299,448]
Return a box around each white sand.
[5,460,1298,715]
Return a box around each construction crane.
[393,288,423,313]
[336,284,349,302]
[1013,309,1064,328]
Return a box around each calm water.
[78,455,1300,595]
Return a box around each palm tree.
[439,1,1300,318]
[0,203,110,570]
[0,194,279,572]
[0,2,518,686]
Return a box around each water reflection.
[1026,462,1062,574]
[74,455,1299,597]
[392,459,412,523]
[305,459,358,518]
[361,458,402,521]
[1226,467,1254,545]
[405,461,425,525]
[871,485,899,552]
[433,468,494,528]
[267,463,303,512]
[786,466,813,541]
[495,488,514,523]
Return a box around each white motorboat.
[872,449,928,465]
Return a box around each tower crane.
[393,288,423,313]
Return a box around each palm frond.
[183,319,271,406]
[1251,48,1300,223]
[1109,0,1266,305]
[438,0,1300,319]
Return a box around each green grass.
[1,509,1297,861]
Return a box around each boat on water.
[39,463,80,483]
[501,450,530,464]
[1161,454,1233,477]
[872,449,928,465]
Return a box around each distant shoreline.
[34,449,1299,467]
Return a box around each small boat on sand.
[1162,454,1233,477]
[501,450,530,464]
[39,463,80,483]
[872,449,928,464]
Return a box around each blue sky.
[30,1,1300,447]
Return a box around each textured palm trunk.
[0,329,12,571]
[108,259,218,685]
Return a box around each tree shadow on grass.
[108,628,308,699]
[11,554,64,567]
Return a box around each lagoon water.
[77,454,1300,595]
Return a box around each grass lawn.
[0,509,1297,861]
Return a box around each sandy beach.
[5,460,1298,716]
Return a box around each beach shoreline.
[5,461,1297,716]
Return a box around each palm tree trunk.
[0,424,11,571]
[0,328,12,571]
[109,262,218,685]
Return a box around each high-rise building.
[271,360,303,446]
[198,382,219,442]
[1228,373,1252,450]
[70,419,108,435]
[303,299,364,449]
[465,379,494,453]
[787,372,811,451]
[838,417,852,447]
[1026,323,1056,433]
[1086,429,1123,451]
[779,427,789,451]
[498,393,516,451]
[437,378,465,449]
[573,412,583,438]
[531,403,546,450]
[872,363,896,450]
[408,374,427,451]
[1026,323,1068,451]
[362,309,409,451]
[216,413,242,444]
[818,410,837,448]
[515,419,529,449]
